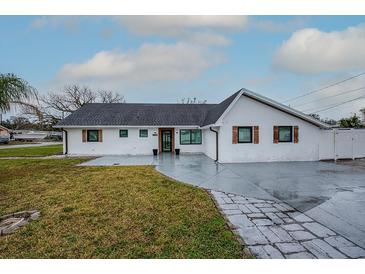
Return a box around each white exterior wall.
[203,127,218,160]
[218,96,322,163]
[319,129,334,160]
[66,126,206,155]
[67,127,159,155]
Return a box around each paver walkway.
[210,190,365,259]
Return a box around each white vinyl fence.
[319,128,365,160]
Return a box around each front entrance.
[159,128,174,153]
[161,130,172,152]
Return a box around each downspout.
[210,127,218,162]
[62,128,68,155]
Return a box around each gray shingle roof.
[56,90,241,127]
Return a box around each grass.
[0,144,63,157]
[0,158,246,258]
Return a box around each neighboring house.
[0,125,10,144]
[56,88,347,162]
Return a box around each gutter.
[61,128,68,155]
[210,127,219,162]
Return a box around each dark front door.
[162,130,172,152]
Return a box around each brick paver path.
[210,190,365,259]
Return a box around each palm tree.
[0,73,37,113]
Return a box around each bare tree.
[97,90,125,103]
[41,85,125,117]
[179,97,207,104]
[41,85,96,114]
[20,85,125,129]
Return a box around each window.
[180,130,191,144]
[238,127,252,143]
[278,126,292,142]
[139,129,148,138]
[87,130,99,142]
[180,129,202,145]
[120,129,128,138]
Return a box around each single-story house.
[55,88,345,163]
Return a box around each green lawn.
[0,158,246,258]
[0,144,63,157]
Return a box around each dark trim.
[119,129,128,138]
[210,127,219,162]
[161,129,173,152]
[237,126,253,143]
[139,129,148,138]
[87,129,99,142]
[62,128,68,155]
[278,126,293,143]
[179,129,202,145]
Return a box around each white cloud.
[56,42,225,87]
[273,24,365,74]
[30,15,247,46]
[113,16,248,37]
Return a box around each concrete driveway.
[82,154,365,251]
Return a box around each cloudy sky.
[1,15,365,120]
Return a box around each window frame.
[119,129,128,138]
[139,129,148,138]
[237,126,253,143]
[278,126,293,143]
[179,129,202,145]
[87,130,99,142]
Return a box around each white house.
[55,88,363,163]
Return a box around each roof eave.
[241,89,332,129]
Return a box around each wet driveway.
[81,154,365,249]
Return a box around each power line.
[302,95,365,113]
[283,72,365,103]
[293,86,365,108]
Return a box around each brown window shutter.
[273,126,279,144]
[82,129,87,142]
[294,126,299,143]
[253,126,259,144]
[98,129,103,142]
[232,126,238,144]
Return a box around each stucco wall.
[67,127,159,155]
[66,127,205,155]
[203,127,218,160]
[218,95,322,163]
